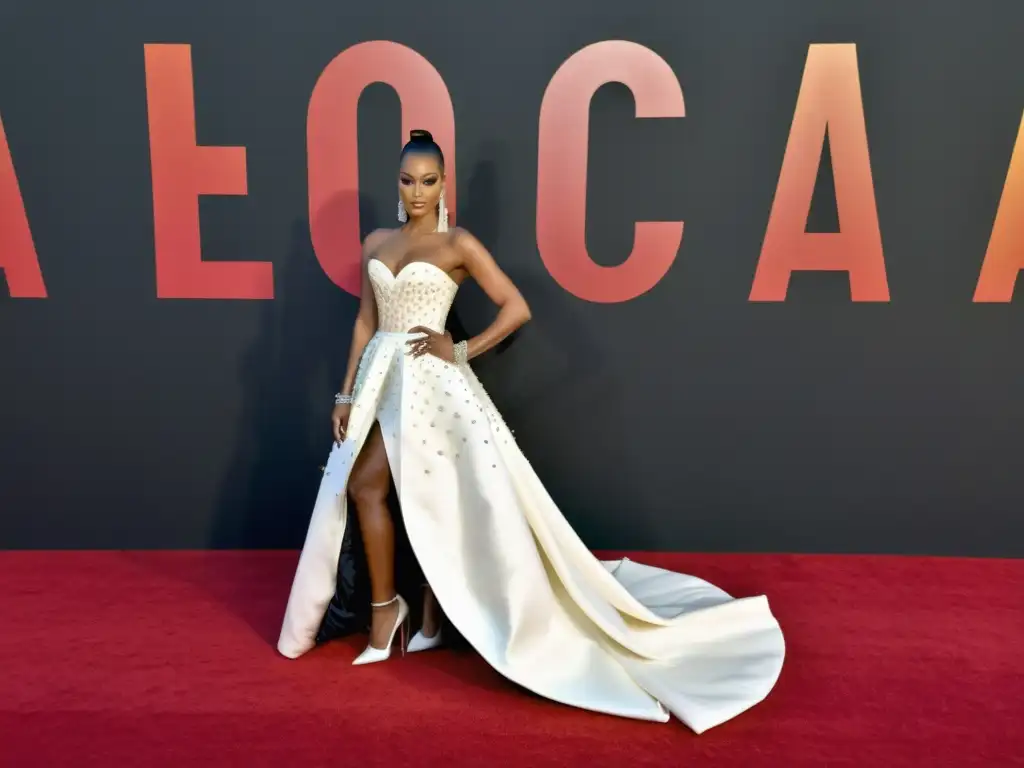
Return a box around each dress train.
[277,260,785,733]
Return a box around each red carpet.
[1,551,1021,767]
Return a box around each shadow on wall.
[446,153,501,347]
[209,191,375,549]
[455,144,604,419]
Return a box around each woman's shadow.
[182,191,373,644]
[452,146,604,430]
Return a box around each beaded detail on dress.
[368,259,458,334]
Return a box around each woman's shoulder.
[362,228,398,255]
[447,226,482,248]
[448,227,494,263]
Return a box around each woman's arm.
[454,229,532,361]
[337,230,389,395]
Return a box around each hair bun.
[409,129,434,143]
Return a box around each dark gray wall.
[2,0,1024,556]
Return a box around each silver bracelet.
[453,340,469,366]
[335,392,354,405]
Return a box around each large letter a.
[0,113,46,297]
[750,44,888,302]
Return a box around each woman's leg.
[420,586,441,639]
[348,422,400,650]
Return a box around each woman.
[278,130,785,733]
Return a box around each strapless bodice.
[368,259,459,334]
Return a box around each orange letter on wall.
[749,44,888,302]
[0,113,45,297]
[144,44,272,299]
[974,112,1024,302]
[308,41,455,296]
[537,41,685,304]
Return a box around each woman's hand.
[406,326,455,362]
[331,402,351,444]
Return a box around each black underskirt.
[314,483,463,647]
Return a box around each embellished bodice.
[368,259,459,333]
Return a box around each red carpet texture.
[1,551,1021,767]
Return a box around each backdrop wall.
[2,0,1024,556]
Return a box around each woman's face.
[398,153,444,222]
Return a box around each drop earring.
[437,191,449,233]
[397,199,407,223]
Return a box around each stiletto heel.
[408,627,443,653]
[352,595,410,666]
[408,584,444,654]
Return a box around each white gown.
[277,258,785,734]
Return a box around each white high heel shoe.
[352,595,409,666]
[408,584,443,653]
[407,627,443,653]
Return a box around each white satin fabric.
[278,259,785,733]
